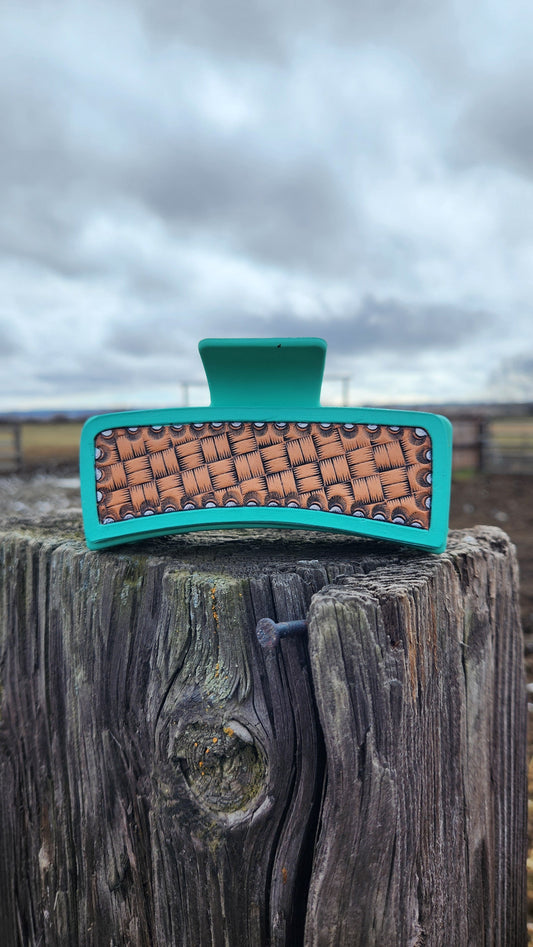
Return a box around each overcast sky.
[2,0,533,411]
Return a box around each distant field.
[491,417,533,445]
[20,422,83,467]
[488,417,533,470]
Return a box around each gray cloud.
[222,298,495,356]
[105,313,195,358]
[487,352,533,400]
[0,0,532,408]
[0,321,21,359]
[0,19,352,282]
[452,68,533,178]
[133,0,460,67]
[134,0,288,59]
[124,145,351,274]
[35,349,177,394]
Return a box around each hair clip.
[80,338,452,551]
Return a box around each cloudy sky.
[2,0,533,411]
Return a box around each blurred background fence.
[1,404,532,475]
[448,405,533,472]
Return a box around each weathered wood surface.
[0,517,527,946]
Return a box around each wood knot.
[172,721,266,814]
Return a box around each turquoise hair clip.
[80,338,452,552]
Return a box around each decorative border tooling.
[94,420,432,529]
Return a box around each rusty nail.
[256,617,308,649]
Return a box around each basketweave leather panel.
[94,421,433,529]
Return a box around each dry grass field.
[491,416,533,446]
[20,422,84,466]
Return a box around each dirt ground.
[1,469,532,933]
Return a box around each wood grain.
[0,517,526,946]
[304,527,527,945]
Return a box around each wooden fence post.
[0,423,22,473]
[0,519,527,946]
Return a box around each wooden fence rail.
[0,423,22,473]
[447,409,533,472]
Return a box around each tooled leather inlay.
[94,422,432,528]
